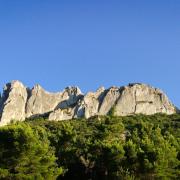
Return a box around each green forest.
[0,113,179,180]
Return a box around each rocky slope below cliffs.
[0,81,177,126]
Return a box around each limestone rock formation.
[26,85,82,118]
[76,87,106,118]
[49,107,76,121]
[48,87,82,121]
[0,80,177,126]
[0,81,28,126]
[114,84,175,116]
[98,86,122,115]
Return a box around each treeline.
[0,114,179,179]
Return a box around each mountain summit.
[0,80,177,126]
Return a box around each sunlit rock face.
[0,81,177,126]
[98,86,122,115]
[114,83,176,116]
[0,81,28,126]
[25,85,82,119]
[75,86,106,119]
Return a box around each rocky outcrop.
[49,107,76,121]
[26,85,82,118]
[114,84,175,116]
[0,81,28,126]
[75,87,106,118]
[98,87,122,115]
[0,81,177,126]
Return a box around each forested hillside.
[0,114,179,179]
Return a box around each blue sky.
[0,0,179,107]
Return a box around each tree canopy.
[0,114,179,179]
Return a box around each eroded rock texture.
[0,81,177,126]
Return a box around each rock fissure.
[134,90,137,114]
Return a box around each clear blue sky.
[0,0,179,107]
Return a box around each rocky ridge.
[0,80,177,126]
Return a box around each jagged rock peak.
[64,86,82,94]
[7,80,25,87]
[0,80,28,126]
[31,84,61,95]
[33,84,43,90]
[96,86,105,93]
[2,80,26,96]
[128,82,143,86]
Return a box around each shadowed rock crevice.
[55,94,84,110]
[25,87,33,115]
[26,111,53,120]
[0,80,177,126]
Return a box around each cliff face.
[0,81,28,126]
[0,80,177,126]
